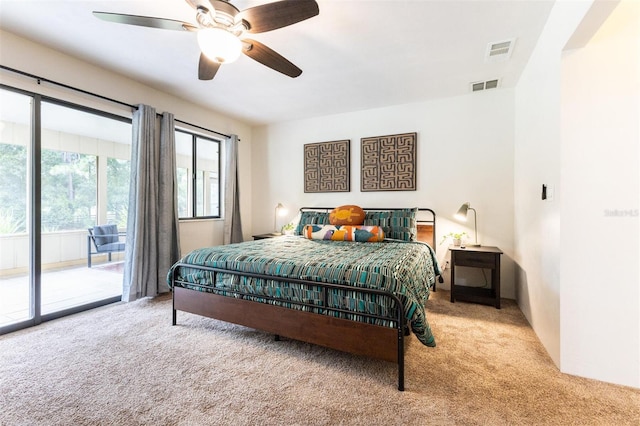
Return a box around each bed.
[168,207,441,390]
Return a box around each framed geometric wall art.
[361,132,417,191]
[304,140,350,193]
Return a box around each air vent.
[485,39,516,62]
[471,79,500,92]
[485,79,498,89]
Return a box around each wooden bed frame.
[171,207,437,391]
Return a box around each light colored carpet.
[1,290,638,425]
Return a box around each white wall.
[252,89,516,297]
[515,0,639,388]
[560,0,639,388]
[513,0,593,369]
[0,30,255,254]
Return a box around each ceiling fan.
[93,0,319,81]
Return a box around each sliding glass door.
[0,87,132,332]
[39,101,129,315]
[0,89,31,327]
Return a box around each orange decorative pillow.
[329,205,365,226]
[302,225,385,242]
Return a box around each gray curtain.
[223,134,243,244]
[123,105,181,302]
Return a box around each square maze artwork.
[361,132,417,192]
[304,140,350,193]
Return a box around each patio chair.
[87,224,126,268]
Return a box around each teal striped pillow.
[363,208,418,242]
[294,211,330,235]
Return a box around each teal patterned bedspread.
[168,236,439,347]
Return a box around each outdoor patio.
[0,263,123,327]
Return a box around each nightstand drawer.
[453,251,496,268]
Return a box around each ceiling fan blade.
[198,53,221,80]
[239,0,319,34]
[242,39,302,78]
[93,12,197,32]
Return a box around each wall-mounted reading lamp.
[274,203,287,234]
[454,202,481,247]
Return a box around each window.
[40,149,97,231]
[175,129,221,219]
[0,142,27,234]
[40,100,132,231]
[0,86,132,332]
[107,158,131,228]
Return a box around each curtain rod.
[0,65,231,139]
[174,119,230,139]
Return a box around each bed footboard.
[171,264,408,391]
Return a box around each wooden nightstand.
[252,233,283,240]
[449,245,502,309]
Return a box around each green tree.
[41,149,96,231]
[0,143,27,233]
[107,158,130,228]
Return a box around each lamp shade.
[197,28,242,64]
[274,203,287,233]
[454,202,480,246]
[455,203,470,221]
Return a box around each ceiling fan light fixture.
[197,27,242,64]
[95,0,320,81]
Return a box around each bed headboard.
[299,207,437,252]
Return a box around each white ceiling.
[0,0,555,126]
